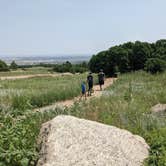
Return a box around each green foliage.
[89,40,166,75]
[0,108,67,166]
[0,60,9,72]
[68,71,166,165]
[145,128,166,166]
[0,68,165,165]
[145,58,166,74]
[0,74,87,110]
[0,73,97,165]
[10,61,18,70]
[0,66,51,77]
[53,61,88,73]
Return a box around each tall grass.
[0,73,98,165]
[0,74,89,110]
[68,71,166,165]
[0,67,51,77]
[1,71,165,165]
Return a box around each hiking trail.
[35,78,115,112]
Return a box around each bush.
[0,108,65,166]
[145,58,166,74]
[0,60,9,71]
[53,61,88,74]
[10,61,18,70]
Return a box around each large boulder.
[37,115,149,166]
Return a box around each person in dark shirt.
[87,72,93,96]
[98,69,105,90]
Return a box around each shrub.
[10,61,18,70]
[145,58,166,74]
[0,108,65,166]
[0,60,9,71]
[53,61,88,74]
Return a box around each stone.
[151,103,166,113]
[37,115,149,166]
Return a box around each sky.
[0,0,166,56]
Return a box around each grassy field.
[0,74,88,110]
[68,71,166,165]
[0,72,92,165]
[0,67,52,77]
[0,71,165,165]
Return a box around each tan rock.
[151,103,166,113]
[37,115,149,166]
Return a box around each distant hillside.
[0,55,91,65]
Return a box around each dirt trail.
[0,73,73,80]
[35,78,115,112]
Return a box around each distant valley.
[0,55,91,65]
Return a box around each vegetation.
[68,71,166,165]
[0,107,67,166]
[0,39,166,165]
[89,39,166,75]
[145,58,166,74]
[10,61,18,70]
[0,70,165,165]
[0,74,88,110]
[53,61,88,73]
[0,72,98,166]
[0,60,9,71]
[0,61,88,76]
[0,67,52,77]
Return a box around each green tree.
[10,61,18,70]
[89,39,166,75]
[0,60,9,71]
[132,41,152,70]
[145,58,166,74]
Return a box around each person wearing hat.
[98,69,105,90]
[87,72,93,96]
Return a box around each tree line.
[53,61,88,73]
[0,60,18,71]
[89,39,166,75]
[0,60,88,74]
[1,39,166,74]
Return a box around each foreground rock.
[37,115,149,166]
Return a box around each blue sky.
[0,0,166,56]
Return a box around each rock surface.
[37,115,149,166]
[151,103,166,113]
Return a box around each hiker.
[87,72,93,96]
[98,69,105,90]
[80,81,86,100]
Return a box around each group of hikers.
[81,69,105,99]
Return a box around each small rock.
[151,103,166,113]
